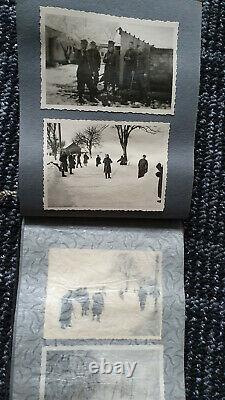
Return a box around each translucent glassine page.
[17,0,202,218]
[11,220,185,400]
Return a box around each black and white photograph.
[44,249,162,339]
[39,345,164,400]
[44,119,169,211]
[40,7,178,114]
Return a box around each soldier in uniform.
[87,41,101,95]
[123,41,137,89]
[59,291,73,329]
[138,286,148,311]
[83,152,89,166]
[96,155,101,167]
[76,153,82,168]
[103,41,117,93]
[156,162,163,203]
[76,39,96,104]
[68,153,75,174]
[92,290,105,322]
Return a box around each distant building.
[64,143,81,155]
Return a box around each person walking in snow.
[103,154,112,179]
[68,153,76,174]
[76,153,82,168]
[83,152,89,166]
[92,291,105,322]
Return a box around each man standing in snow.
[96,155,101,167]
[156,162,163,202]
[59,151,68,177]
[123,41,137,89]
[138,155,148,178]
[103,154,113,179]
[103,40,117,93]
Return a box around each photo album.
[11,0,202,399]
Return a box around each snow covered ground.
[44,64,171,112]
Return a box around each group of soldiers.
[75,39,150,104]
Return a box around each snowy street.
[45,155,163,211]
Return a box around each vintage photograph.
[44,119,169,211]
[44,249,162,339]
[40,7,178,114]
[40,345,164,400]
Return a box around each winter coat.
[103,51,118,84]
[138,158,148,178]
[103,157,112,173]
[117,155,127,165]
[92,292,104,316]
[59,153,68,171]
[87,48,101,72]
[68,154,75,168]
[76,49,92,75]
[124,48,137,70]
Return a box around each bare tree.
[47,122,65,159]
[73,125,108,157]
[114,124,160,161]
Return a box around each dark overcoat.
[103,157,112,173]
